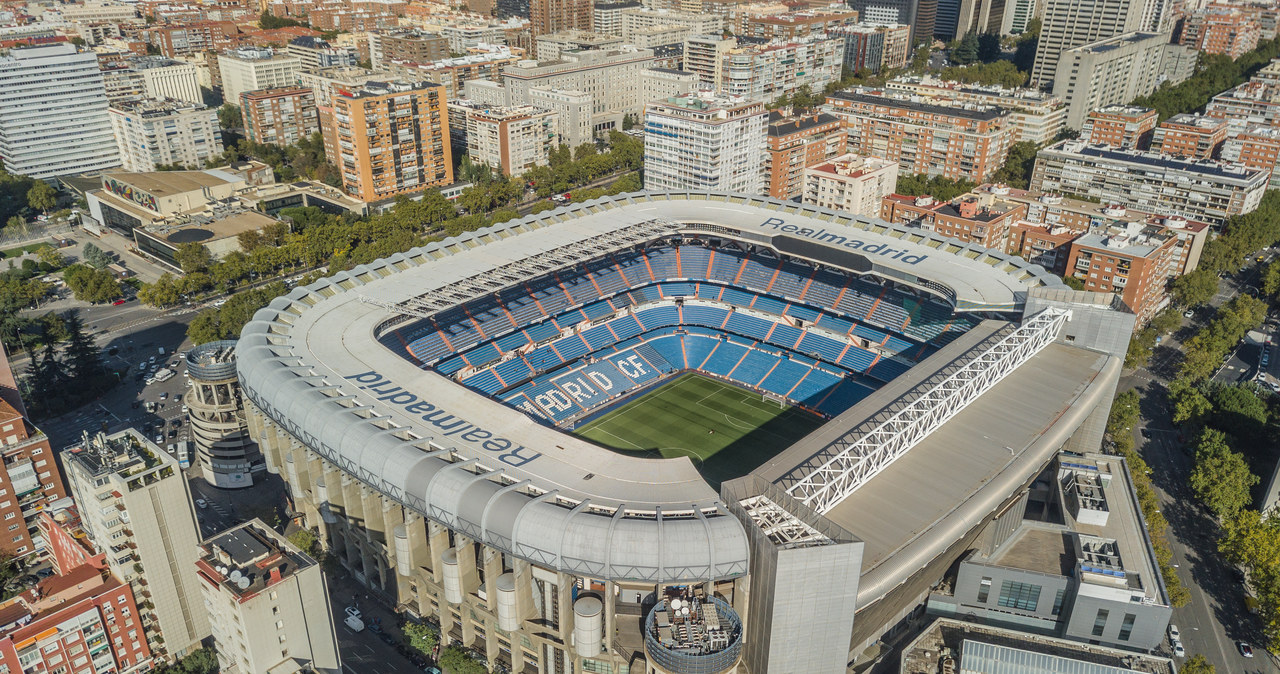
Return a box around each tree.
[439,646,488,674]
[259,11,308,29]
[34,245,64,269]
[1171,269,1218,307]
[1181,655,1215,674]
[138,273,182,307]
[1170,379,1212,426]
[1134,38,1280,120]
[911,45,930,71]
[61,264,122,303]
[991,141,1038,189]
[218,103,242,130]
[153,647,219,674]
[1012,18,1040,72]
[951,32,980,64]
[26,181,56,214]
[61,311,104,383]
[938,60,1029,88]
[403,621,439,656]
[1189,428,1259,520]
[174,242,212,274]
[4,215,23,234]
[894,174,977,201]
[82,242,111,269]
[1061,275,1085,291]
[977,32,1002,62]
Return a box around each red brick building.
[1080,106,1159,150]
[1007,222,1081,275]
[0,398,67,559]
[1221,125,1280,189]
[241,86,320,146]
[0,565,151,674]
[880,189,1026,250]
[765,111,847,201]
[1150,113,1228,159]
[826,89,1012,182]
[1180,4,1260,58]
[1065,222,1180,323]
[38,507,105,577]
[144,21,239,57]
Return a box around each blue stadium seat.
[761,359,809,397]
[731,350,778,386]
[767,324,802,350]
[702,341,748,376]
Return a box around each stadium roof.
[237,191,1067,584]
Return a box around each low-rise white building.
[217,47,303,106]
[803,153,897,218]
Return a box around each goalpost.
[762,392,786,408]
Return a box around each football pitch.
[573,374,826,488]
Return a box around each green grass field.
[573,373,825,488]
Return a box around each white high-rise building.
[109,97,221,171]
[0,43,120,179]
[196,520,342,674]
[217,48,303,106]
[63,430,211,660]
[643,93,766,193]
[1029,0,1171,88]
[803,153,898,218]
[134,56,203,104]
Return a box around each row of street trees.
[20,311,113,417]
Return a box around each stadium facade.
[238,192,1140,673]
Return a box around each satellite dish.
[217,566,228,576]
[229,570,243,582]
[236,577,250,590]
[671,599,681,610]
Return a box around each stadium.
[237,192,1134,674]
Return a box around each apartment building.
[108,97,221,171]
[826,89,1013,182]
[1221,125,1280,188]
[101,55,202,104]
[503,47,656,131]
[1205,81,1280,134]
[616,8,723,37]
[0,402,65,558]
[1066,221,1179,321]
[369,29,449,69]
[594,1,642,34]
[241,87,320,146]
[386,47,521,99]
[717,36,845,103]
[1180,4,1260,58]
[536,30,625,60]
[1029,0,1157,88]
[885,75,1067,145]
[1030,140,1269,227]
[1149,113,1227,159]
[530,0,592,45]
[285,36,357,71]
[196,520,341,674]
[683,34,736,90]
[1007,220,1081,275]
[0,44,121,179]
[1052,32,1196,130]
[217,47,304,105]
[298,66,388,163]
[641,68,700,106]
[765,111,847,201]
[803,154,898,218]
[845,0,934,44]
[830,23,911,75]
[740,10,860,40]
[147,21,239,57]
[333,80,453,202]
[529,87,592,148]
[452,102,558,176]
[0,565,152,674]
[644,93,766,193]
[880,188,1026,250]
[63,430,210,660]
[1080,105,1158,150]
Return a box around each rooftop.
[102,169,238,199]
[197,520,315,601]
[109,96,209,116]
[828,89,1007,122]
[767,111,840,136]
[64,429,168,481]
[1047,141,1268,182]
[1091,104,1156,119]
[1066,31,1167,55]
[901,617,1175,674]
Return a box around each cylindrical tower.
[184,340,262,489]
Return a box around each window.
[977,577,992,603]
[997,580,1042,611]
[1051,589,1066,616]
[1092,608,1109,637]
[1118,613,1136,641]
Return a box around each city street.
[1120,253,1280,673]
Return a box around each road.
[1121,254,1280,674]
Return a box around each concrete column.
[556,572,574,643]
[453,535,481,598]
[361,488,385,545]
[427,521,450,584]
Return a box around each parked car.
[1172,639,1185,658]
[1239,642,1254,658]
